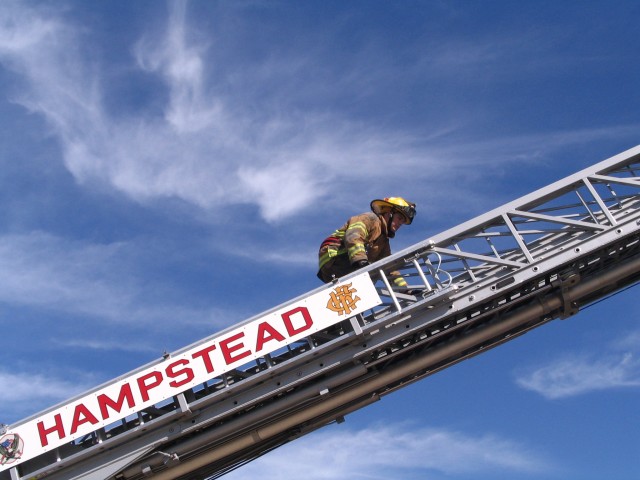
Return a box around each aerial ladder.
[2,145,640,480]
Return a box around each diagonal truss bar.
[582,178,617,226]
[501,213,535,263]
[433,247,523,268]
[589,174,640,187]
[509,209,607,231]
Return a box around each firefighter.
[317,196,416,285]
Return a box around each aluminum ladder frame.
[3,144,640,480]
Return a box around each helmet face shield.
[370,197,416,225]
[395,203,416,224]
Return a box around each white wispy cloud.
[0,369,95,423]
[611,329,640,351]
[1,1,636,229]
[0,231,232,327]
[223,422,552,480]
[0,1,332,223]
[0,2,603,228]
[516,350,640,399]
[51,338,160,354]
[0,370,84,404]
[134,0,220,134]
[0,232,131,316]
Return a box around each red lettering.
[166,359,195,388]
[137,371,163,402]
[98,384,135,420]
[255,321,286,352]
[37,413,65,447]
[282,306,313,336]
[70,404,99,435]
[191,344,217,373]
[219,332,251,365]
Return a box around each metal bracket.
[349,314,364,335]
[554,272,581,319]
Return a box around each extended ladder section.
[2,145,640,480]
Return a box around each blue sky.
[1,1,639,479]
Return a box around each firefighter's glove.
[406,288,424,296]
[353,260,370,269]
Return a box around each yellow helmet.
[370,196,416,225]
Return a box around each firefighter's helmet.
[370,197,416,225]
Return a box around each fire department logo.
[326,282,361,316]
[0,433,24,465]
